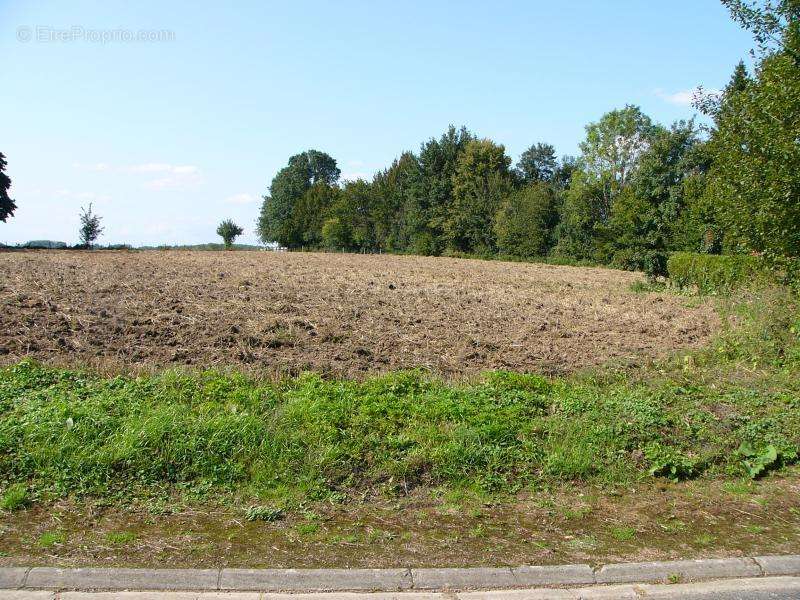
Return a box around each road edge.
[0,555,798,592]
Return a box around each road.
[3,576,800,600]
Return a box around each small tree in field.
[79,204,104,248]
[217,219,243,249]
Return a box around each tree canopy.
[217,219,244,249]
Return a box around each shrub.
[613,249,668,279]
[667,252,767,294]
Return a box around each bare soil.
[0,250,718,378]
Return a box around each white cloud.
[346,159,365,168]
[72,162,110,172]
[72,161,203,190]
[224,193,258,205]
[126,163,202,190]
[655,87,721,107]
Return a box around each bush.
[667,252,767,294]
[612,249,668,279]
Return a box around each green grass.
[37,531,65,548]
[1,483,28,511]
[245,506,285,522]
[295,522,319,535]
[610,526,637,542]
[105,531,137,545]
[0,289,798,508]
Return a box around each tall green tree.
[553,155,579,191]
[515,143,557,184]
[371,152,420,251]
[337,179,378,250]
[407,125,474,255]
[632,121,703,242]
[257,150,340,247]
[446,139,512,253]
[291,182,340,248]
[0,153,16,223]
[579,105,659,219]
[494,182,558,257]
[552,169,605,260]
[703,27,800,257]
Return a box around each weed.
[105,531,136,545]
[37,531,65,548]
[630,280,667,294]
[0,484,28,511]
[610,526,636,541]
[737,443,794,479]
[468,524,487,538]
[245,506,285,522]
[295,522,319,535]
[722,481,752,496]
[562,506,593,521]
[659,518,688,534]
[744,525,766,534]
[694,533,716,547]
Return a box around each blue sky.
[1,1,754,246]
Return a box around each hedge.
[667,252,769,294]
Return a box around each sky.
[0,0,756,246]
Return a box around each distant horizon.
[1,1,755,246]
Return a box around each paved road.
[4,576,800,599]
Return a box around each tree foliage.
[0,153,16,223]
[515,143,557,184]
[494,182,557,257]
[580,105,659,218]
[446,139,512,253]
[79,204,104,249]
[703,2,800,257]
[217,219,244,249]
[257,150,340,247]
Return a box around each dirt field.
[0,250,718,378]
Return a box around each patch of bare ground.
[0,474,797,568]
[0,250,719,378]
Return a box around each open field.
[0,250,718,378]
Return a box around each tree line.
[257,1,799,274]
